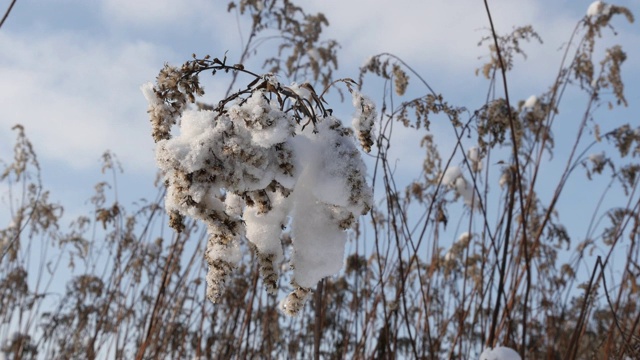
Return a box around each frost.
[479,346,521,360]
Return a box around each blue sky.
[0,0,639,249]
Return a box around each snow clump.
[441,166,477,208]
[143,72,374,316]
[479,346,521,360]
[588,152,605,166]
[523,95,537,109]
[468,146,483,173]
[587,1,611,17]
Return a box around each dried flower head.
[144,56,373,315]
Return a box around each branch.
[0,0,17,30]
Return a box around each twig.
[0,0,17,30]
[482,1,531,355]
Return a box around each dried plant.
[1,1,639,359]
[144,55,373,314]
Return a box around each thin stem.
[0,0,17,30]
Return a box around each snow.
[287,82,312,102]
[587,1,602,16]
[307,48,320,62]
[352,91,376,135]
[479,346,521,360]
[285,117,372,287]
[244,191,291,264]
[444,250,455,262]
[455,176,476,207]
[290,171,348,288]
[351,91,377,152]
[145,242,161,257]
[468,146,483,172]
[224,192,244,218]
[441,166,477,207]
[523,95,537,109]
[468,147,480,163]
[458,231,471,245]
[205,241,243,264]
[441,166,462,186]
[499,171,510,188]
[145,77,374,314]
[588,152,605,166]
[587,1,610,17]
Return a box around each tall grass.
[1,0,638,358]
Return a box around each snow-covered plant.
[440,165,477,208]
[143,55,374,315]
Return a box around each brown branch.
[483,1,531,356]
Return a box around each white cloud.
[100,0,214,27]
[0,0,637,189]
[305,0,578,85]
[0,31,169,173]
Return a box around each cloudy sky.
[0,0,638,229]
